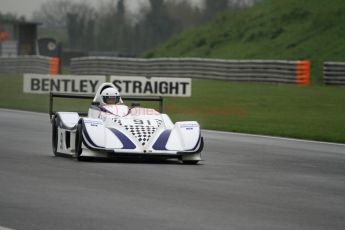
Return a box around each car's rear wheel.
[52,117,59,156]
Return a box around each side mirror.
[91,101,100,106]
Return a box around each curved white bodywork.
[52,83,203,163]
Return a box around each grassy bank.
[142,0,345,84]
[0,74,344,143]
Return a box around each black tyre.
[182,160,199,165]
[75,123,86,161]
[52,117,59,156]
[181,138,203,165]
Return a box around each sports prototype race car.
[50,83,203,164]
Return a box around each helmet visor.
[103,96,119,104]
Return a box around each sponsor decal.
[23,74,105,95]
[179,124,198,129]
[110,76,191,97]
[84,120,103,126]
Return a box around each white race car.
[50,83,203,164]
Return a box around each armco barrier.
[71,57,310,85]
[0,56,59,75]
[323,62,345,85]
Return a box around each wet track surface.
[0,109,344,230]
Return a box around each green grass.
[142,0,345,84]
[1,74,345,143]
[167,80,345,143]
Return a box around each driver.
[101,87,121,105]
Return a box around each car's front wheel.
[75,123,86,161]
[182,160,199,165]
[181,138,203,165]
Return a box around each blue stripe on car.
[186,133,201,151]
[109,128,136,149]
[152,130,171,150]
[82,122,103,148]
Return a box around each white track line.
[0,226,15,230]
[203,129,345,147]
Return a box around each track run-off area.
[0,109,344,230]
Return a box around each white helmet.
[101,87,121,105]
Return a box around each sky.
[2,0,49,19]
[1,0,207,20]
[0,0,95,19]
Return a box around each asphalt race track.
[0,109,344,230]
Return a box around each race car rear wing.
[49,92,164,120]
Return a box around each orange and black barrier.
[49,57,59,75]
[296,60,310,86]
